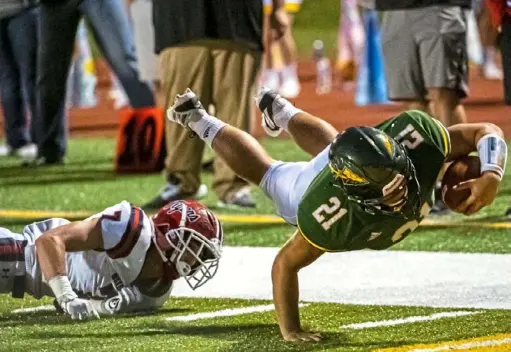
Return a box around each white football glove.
[92,286,143,315]
[48,275,100,320]
[60,296,100,320]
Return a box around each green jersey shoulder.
[377,110,451,158]
[297,110,450,252]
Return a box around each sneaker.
[166,88,207,133]
[142,183,208,211]
[255,86,286,137]
[16,144,37,160]
[217,188,256,209]
[482,63,503,80]
[279,78,301,99]
[0,143,37,159]
[0,144,13,157]
[261,70,280,91]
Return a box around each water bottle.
[313,40,332,95]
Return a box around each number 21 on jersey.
[312,197,347,230]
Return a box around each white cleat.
[166,88,207,131]
[255,86,286,137]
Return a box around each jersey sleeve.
[95,201,144,260]
[378,110,451,157]
[88,201,153,285]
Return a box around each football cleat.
[166,88,207,132]
[255,86,285,137]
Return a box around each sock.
[273,98,303,131]
[189,113,227,147]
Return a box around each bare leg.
[428,88,466,126]
[279,15,297,67]
[407,100,430,114]
[210,126,274,185]
[287,112,338,157]
[452,104,468,125]
[257,88,337,156]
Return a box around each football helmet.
[151,200,223,290]
[328,126,421,218]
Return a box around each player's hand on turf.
[61,297,100,320]
[282,330,322,342]
[453,171,501,215]
[96,286,143,315]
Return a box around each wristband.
[477,133,507,180]
[48,275,77,304]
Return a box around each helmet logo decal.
[330,164,369,185]
[383,137,393,155]
[167,201,200,223]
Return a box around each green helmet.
[328,126,421,218]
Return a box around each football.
[441,155,481,210]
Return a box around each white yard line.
[340,311,481,330]
[408,337,511,351]
[165,303,309,322]
[11,305,55,314]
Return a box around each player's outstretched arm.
[272,230,324,342]
[447,123,507,215]
[447,122,505,160]
[36,219,104,320]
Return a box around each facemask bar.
[333,155,422,218]
[153,202,222,290]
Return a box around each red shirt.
[486,0,511,27]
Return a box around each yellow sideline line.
[375,333,511,351]
[0,209,510,228]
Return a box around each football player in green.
[166,87,507,342]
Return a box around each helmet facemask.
[331,142,422,219]
[356,156,422,218]
[153,204,222,290]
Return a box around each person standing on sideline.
[143,0,288,210]
[0,0,39,160]
[486,0,511,105]
[376,0,472,215]
[26,0,155,167]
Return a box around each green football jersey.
[296,110,451,252]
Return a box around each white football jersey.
[23,201,156,300]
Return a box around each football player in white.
[0,199,223,320]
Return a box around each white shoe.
[109,88,129,110]
[166,88,207,131]
[261,70,280,91]
[0,143,37,159]
[255,86,285,137]
[16,144,37,160]
[483,64,503,80]
[0,144,13,157]
[279,78,301,99]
